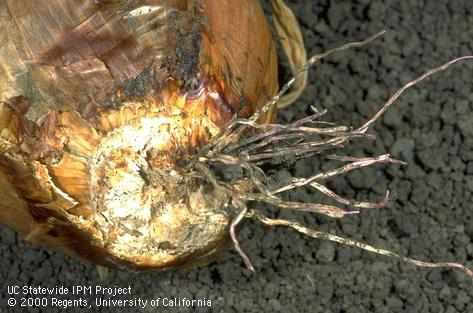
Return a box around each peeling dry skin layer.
[89,109,230,263]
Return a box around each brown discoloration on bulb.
[0,0,278,270]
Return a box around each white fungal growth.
[88,111,231,264]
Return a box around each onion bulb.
[0,0,278,270]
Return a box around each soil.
[1,1,472,312]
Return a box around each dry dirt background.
[1,0,473,312]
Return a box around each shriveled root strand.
[226,108,348,154]
[358,55,473,133]
[239,132,364,163]
[272,154,404,195]
[194,163,255,270]
[238,192,351,218]
[309,182,390,210]
[225,107,330,154]
[230,200,255,271]
[249,210,473,280]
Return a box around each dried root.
[190,32,473,280]
[248,210,473,279]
